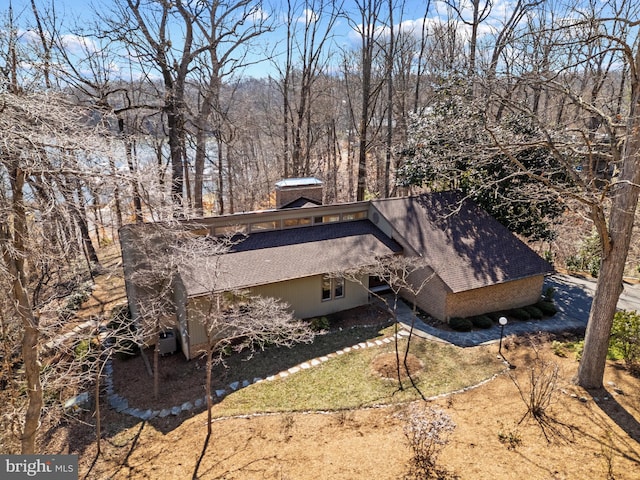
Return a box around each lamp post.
[498,316,507,357]
[498,316,514,368]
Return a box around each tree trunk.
[217,138,225,215]
[21,321,42,454]
[3,167,43,454]
[577,80,640,389]
[167,109,185,212]
[206,348,213,436]
[194,98,212,217]
[74,181,101,267]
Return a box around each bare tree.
[337,255,434,394]
[0,87,114,453]
[277,0,342,178]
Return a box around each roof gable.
[279,196,322,209]
[371,192,553,292]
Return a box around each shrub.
[403,404,456,479]
[449,317,473,332]
[58,281,93,321]
[551,339,584,360]
[542,287,555,302]
[551,340,568,358]
[535,301,558,316]
[471,315,493,329]
[509,308,531,321]
[610,310,640,371]
[74,339,91,361]
[309,316,330,332]
[524,306,544,320]
[497,421,522,450]
[74,338,98,371]
[509,354,560,441]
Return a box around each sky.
[7,0,547,79]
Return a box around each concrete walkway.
[397,274,640,347]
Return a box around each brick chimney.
[275,177,323,209]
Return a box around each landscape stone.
[229,381,240,391]
[181,402,193,411]
[288,366,300,374]
[194,398,203,408]
[170,406,181,415]
[216,389,227,397]
[158,409,171,418]
[242,380,250,387]
[64,392,90,411]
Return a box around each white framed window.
[322,275,344,301]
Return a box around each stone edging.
[105,330,412,420]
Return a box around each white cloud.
[60,33,98,56]
[297,8,319,24]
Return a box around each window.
[250,220,278,231]
[343,211,367,221]
[284,217,311,227]
[321,276,332,301]
[314,214,340,224]
[322,275,344,301]
[214,225,246,236]
[333,277,344,298]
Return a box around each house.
[120,178,554,359]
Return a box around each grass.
[209,329,503,418]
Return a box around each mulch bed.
[110,304,392,412]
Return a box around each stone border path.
[105,274,640,420]
[105,330,412,420]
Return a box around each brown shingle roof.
[371,192,554,293]
[178,220,403,296]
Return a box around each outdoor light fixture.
[498,316,514,368]
[498,316,508,357]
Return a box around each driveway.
[551,273,640,320]
[399,273,640,347]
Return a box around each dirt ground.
[47,247,640,479]
[54,333,638,480]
